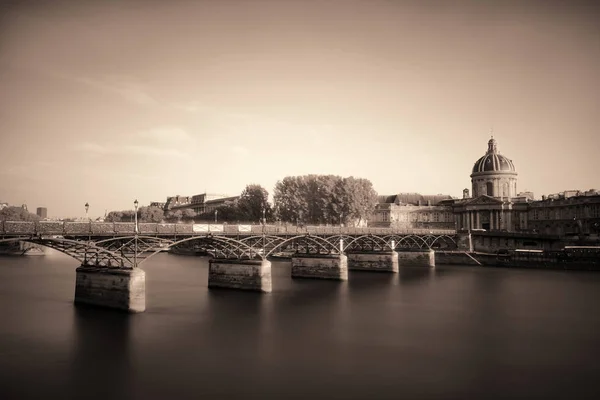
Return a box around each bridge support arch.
[74,266,146,312]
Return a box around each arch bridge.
[0,221,458,269]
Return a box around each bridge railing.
[0,220,457,237]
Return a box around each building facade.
[36,207,47,219]
[371,135,600,238]
[371,193,455,230]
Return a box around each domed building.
[451,136,531,232]
[471,137,517,198]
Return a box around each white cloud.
[74,75,157,106]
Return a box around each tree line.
[1,175,379,225]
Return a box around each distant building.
[162,193,233,215]
[191,193,230,214]
[371,193,455,230]
[164,195,192,212]
[528,190,600,236]
[204,196,240,214]
[36,207,47,219]
[149,202,166,209]
[371,135,600,237]
[0,202,7,211]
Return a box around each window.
[486,181,494,196]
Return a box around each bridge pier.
[74,266,146,312]
[397,249,435,268]
[208,259,272,293]
[347,251,399,272]
[291,254,348,280]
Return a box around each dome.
[471,137,516,174]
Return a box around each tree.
[341,176,378,226]
[180,209,196,222]
[273,176,309,224]
[237,184,271,223]
[0,206,41,222]
[105,211,123,222]
[165,209,182,223]
[139,206,164,223]
[273,174,378,226]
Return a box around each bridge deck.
[1,221,456,237]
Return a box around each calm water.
[1,251,599,400]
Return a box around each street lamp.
[134,199,139,234]
[262,207,266,225]
[84,202,89,221]
[133,199,139,268]
[214,209,218,223]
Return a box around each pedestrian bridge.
[1,221,461,313]
[1,221,458,268]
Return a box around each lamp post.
[84,202,90,242]
[134,199,139,234]
[133,199,139,268]
[262,207,266,225]
[214,209,218,223]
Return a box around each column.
[475,212,480,229]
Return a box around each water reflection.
[67,305,133,400]
[1,254,600,399]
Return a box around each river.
[1,251,599,399]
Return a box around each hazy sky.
[1,0,598,218]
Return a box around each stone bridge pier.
[397,249,435,268]
[347,251,399,272]
[208,259,272,292]
[74,266,146,312]
[291,254,348,280]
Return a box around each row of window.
[531,204,600,220]
[379,211,454,222]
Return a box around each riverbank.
[435,250,600,271]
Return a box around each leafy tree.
[273,175,378,225]
[165,209,183,223]
[341,176,378,225]
[105,211,123,222]
[273,176,309,224]
[180,209,196,222]
[139,206,164,223]
[237,184,271,223]
[0,206,41,222]
[196,205,241,223]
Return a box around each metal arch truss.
[383,234,458,250]
[0,232,458,268]
[0,237,127,268]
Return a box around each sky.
[0,0,598,218]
